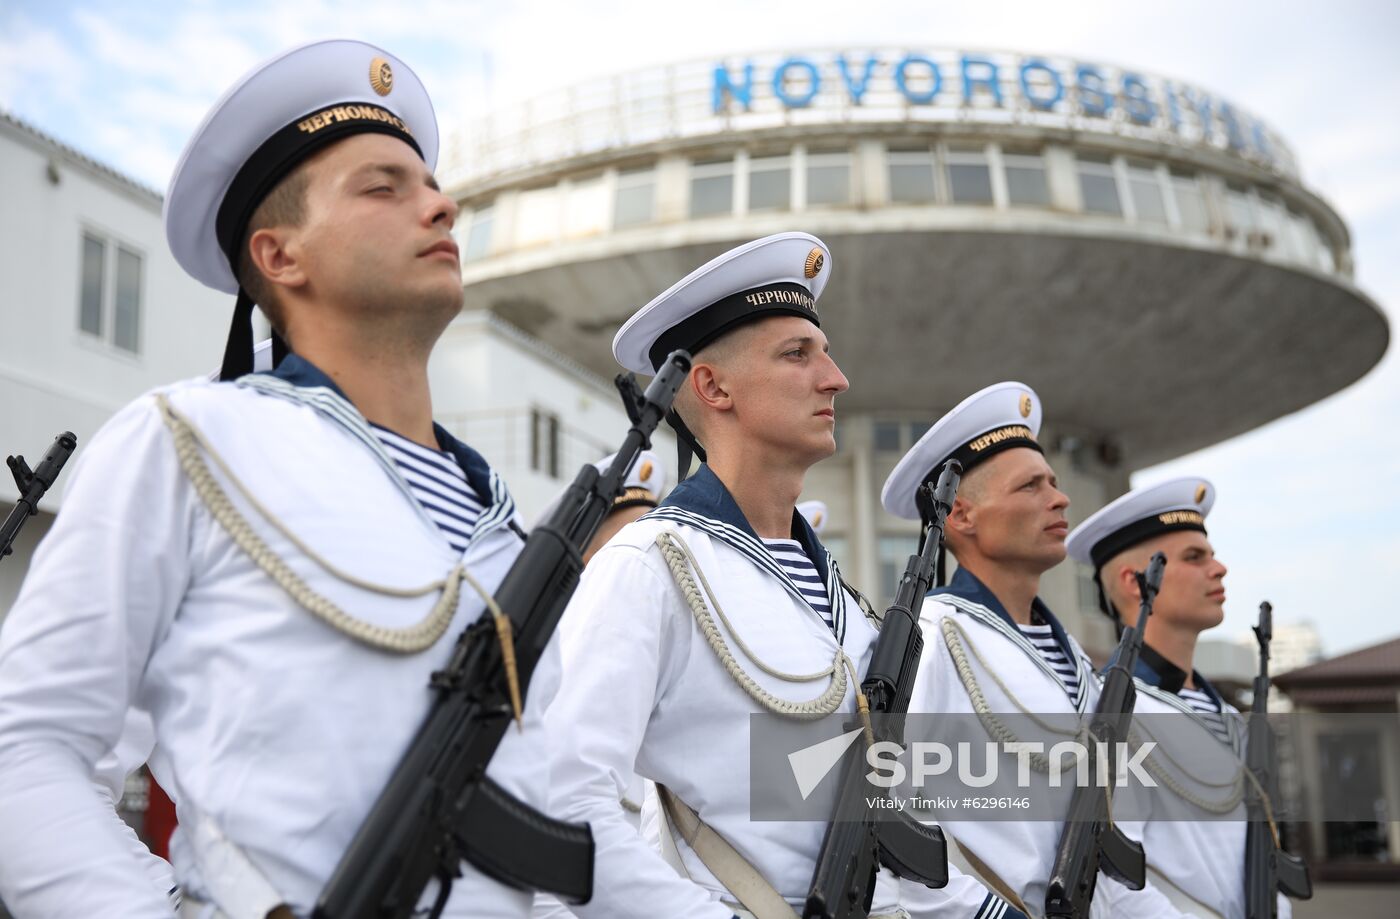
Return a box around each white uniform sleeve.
[544,545,731,919]
[0,397,188,916]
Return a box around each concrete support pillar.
[848,417,879,592]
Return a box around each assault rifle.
[1044,551,1166,919]
[804,461,960,919]
[1244,601,1312,918]
[2,432,77,561]
[315,350,692,919]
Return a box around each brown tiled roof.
[1274,636,1400,688]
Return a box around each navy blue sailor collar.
[929,565,1078,663]
[1125,642,1224,706]
[257,353,499,507]
[658,464,833,584]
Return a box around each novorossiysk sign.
[711,50,1289,174]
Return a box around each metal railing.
[441,47,1299,189]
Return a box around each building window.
[463,205,494,262]
[78,231,142,355]
[748,154,792,212]
[1002,150,1050,207]
[806,150,851,206]
[80,233,105,337]
[563,174,608,238]
[516,184,561,248]
[945,146,994,205]
[1076,153,1122,216]
[877,535,919,608]
[1125,160,1168,225]
[1169,169,1209,233]
[614,166,656,227]
[1223,181,1257,242]
[690,158,735,218]
[887,147,936,203]
[1254,192,1290,254]
[874,420,904,452]
[530,408,560,478]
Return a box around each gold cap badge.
[369,57,394,96]
[804,247,824,279]
[1019,393,1032,419]
[1194,483,1207,504]
[639,460,654,483]
[812,511,824,527]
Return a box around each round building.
[440,47,1387,654]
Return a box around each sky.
[1,0,1396,658]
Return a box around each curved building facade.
[441,47,1387,654]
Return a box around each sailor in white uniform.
[1067,479,1292,919]
[0,40,555,918]
[885,383,1187,918]
[543,233,1007,918]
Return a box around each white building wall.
[0,116,232,623]
[429,310,678,521]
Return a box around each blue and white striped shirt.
[371,424,485,555]
[762,537,833,632]
[1019,622,1081,700]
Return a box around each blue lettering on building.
[894,54,940,104]
[707,52,1273,166]
[837,54,879,105]
[772,57,821,108]
[960,55,1003,106]
[712,62,754,112]
[1019,58,1064,111]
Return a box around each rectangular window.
[1224,182,1256,236]
[78,231,142,354]
[690,158,735,218]
[1076,154,1122,216]
[564,174,608,238]
[80,233,105,337]
[1169,169,1209,232]
[806,151,851,206]
[516,184,560,248]
[874,420,903,452]
[1003,151,1050,207]
[114,246,142,353]
[888,149,936,203]
[463,205,494,262]
[748,154,791,212]
[530,408,560,479]
[614,166,656,227]
[945,146,994,205]
[877,535,919,608]
[1126,160,1168,225]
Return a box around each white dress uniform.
[883,383,1189,919]
[1067,477,1294,919]
[542,233,1006,919]
[0,362,558,917]
[0,39,557,918]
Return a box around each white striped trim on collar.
[1134,678,1244,754]
[235,375,517,552]
[934,593,1092,713]
[642,505,848,645]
